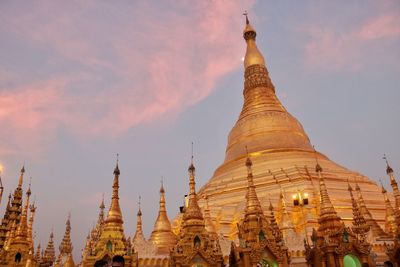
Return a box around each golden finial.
[313,145,323,173]
[114,153,120,175]
[383,154,394,174]
[137,195,142,216]
[160,177,165,193]
[188,142,195,173]
[243,10,249,25]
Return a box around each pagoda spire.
[105,155,123,225]
[182,155,204,227]
[223,13,313,163]
[383,154,400,214]
[348,180,369,243]
[59,215,73,255]
[0,172,4,208]
[242,12,265,69]
[278,188,294,231]
[18,164,25,188]
[133,196,145,243]
[27,197,37,250]
[43,230,56,265]
[56,215,75,267]
[244,155,263,217]
[240,155,273,245]
[150,179,176,253]
[354,178,387,237]
[269,199,283,245]
[380,182,398,237]
[14,181,31,241]
[315,162,342,233]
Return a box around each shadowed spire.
[134,196,145,243]
[380,181,398,237]
[348,180,369,242]
[383,154,400,214]
[354,178,387,237]
[43,230,56,265]
[15,182,31,241]
[315,160,342,233]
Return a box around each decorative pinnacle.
[243,10,249,24]
[160,177,165,193]
[188,142,195,172]
[245,146,253,174]
[137,196,142,216]
[21,164,25,174]
[114,153,120,176]
[383,154,393,174]
[313,146,323,173]
[27,177,32,196]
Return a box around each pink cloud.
[0,1,255,155]
[359,14,400,40]
[301,11,400,71]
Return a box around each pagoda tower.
[54,216,75,267]
[304,164,372,267]
[150,181,177,254]
[196,13,389,259]
[42,231,56,266]
[0,184,34,267]
[0,166,25,250]
[169,160,224,266]
[231,156,289,267]
[81,159,138,267]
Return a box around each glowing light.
[0,164,4,173]
[241,57,245,62]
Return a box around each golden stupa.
[196,15,391,259]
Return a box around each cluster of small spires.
[0,14,399,266]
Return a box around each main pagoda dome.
[196,16,389,254]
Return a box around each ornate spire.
[133,196,145,243]
[223,13,313,163]
[315,162,342,233]
[182,156,204,225]
[354,178,387,237]
[242,12,265,69]
[150,179,177,253]
[27,198,37,250]
[105,156,123,225]
[269,199,283,245]
[380,183,398,237]
[244,156,262,216]
[15,182,31,241]
[59,215,73,255]
[43,230,56,265]
[18,164,25,188]
[348,180,369,242]
[383,154,400,215]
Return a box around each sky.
[0,0,399,261]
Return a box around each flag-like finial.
[243,10,249,24]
